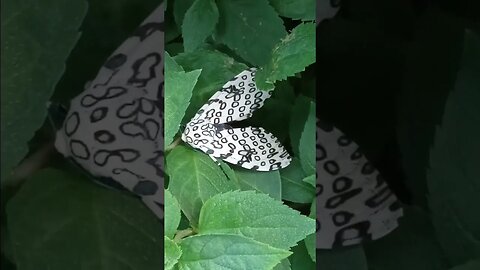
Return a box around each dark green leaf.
[427,30,480,266]
[234,169,282,201]
[174,48,248,121]
[289,242,315,270]
[165,237,182,270]
[165,52,201,146]
[364,206,449,270]
[1,0,87,183]
[289,95,314,158]
[182,0,219,52]
[214,0,286,66]
[317,246,368,270]
[178,234,291,269]
[6,169,162,270]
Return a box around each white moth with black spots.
[316,118,403,249]
[55,3,165,220]
[181,68,291,171]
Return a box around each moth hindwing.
[54,3,165,220]
[181,68,292,171]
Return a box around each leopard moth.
[316,118,403,249]
[54,3,165,220]
[181,68,292,171]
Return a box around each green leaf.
[289,242,315,270]
[450,260,480,270]
[274,259,292,270]
[166,145,236,225]
[214,0,286,66]
[165,189,181,238]
[364,206,449,270]
[198,190,315,249]
[182,0,219,52]
[173,0,195,29]
[299,100,316,175]
[427,30,480,266]
[165,237,182,270]
[256,23,315,90]
[317,246,368,270]
[234,169,282,200]
[178,234,291,270]
[302,174,315,187]
[396,9,465,207]
[289,95,314,157]
[1,0,87,183]
[174,48,248,121]
[304,202,315,262]
[165,52,202,146]
[6,168,162,269]
[280,158,315,203]
[268,0,315,21]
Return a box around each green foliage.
[256,23,316,90]
[0,0,87,184]
[165,189,181,238]
[165,1,316,268]
[7,169,163,270]
[427,30,480,266]
[164,52,202,146]
[268,0,315,21]
[165,237,182,270]
[181,0,218,52]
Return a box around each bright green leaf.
[302,174,315,187]
[214,0,286,66]
[274,259,292,270]
[234,169,282,200]
[304,202,315,262]
[178,234,291,270]
[165,52,201,146]
[182,0,219,52]
[166,145,236,225]
[6,169,162,270]
[449,260,480,270]
[256,23,315,90]
[165,189,181,238]
[165,237,182,270]
[198,190,315,249]
[280,158,315,203]
[1,0,87,183]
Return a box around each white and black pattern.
[55,3,165,221]
[316,118,403,249]
[181,68,292,171]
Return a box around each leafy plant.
[164,0,316,268]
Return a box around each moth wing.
[192,68,272,124]
[316,118,403,249]
[55,3,165,220]
[214,127,291,171]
